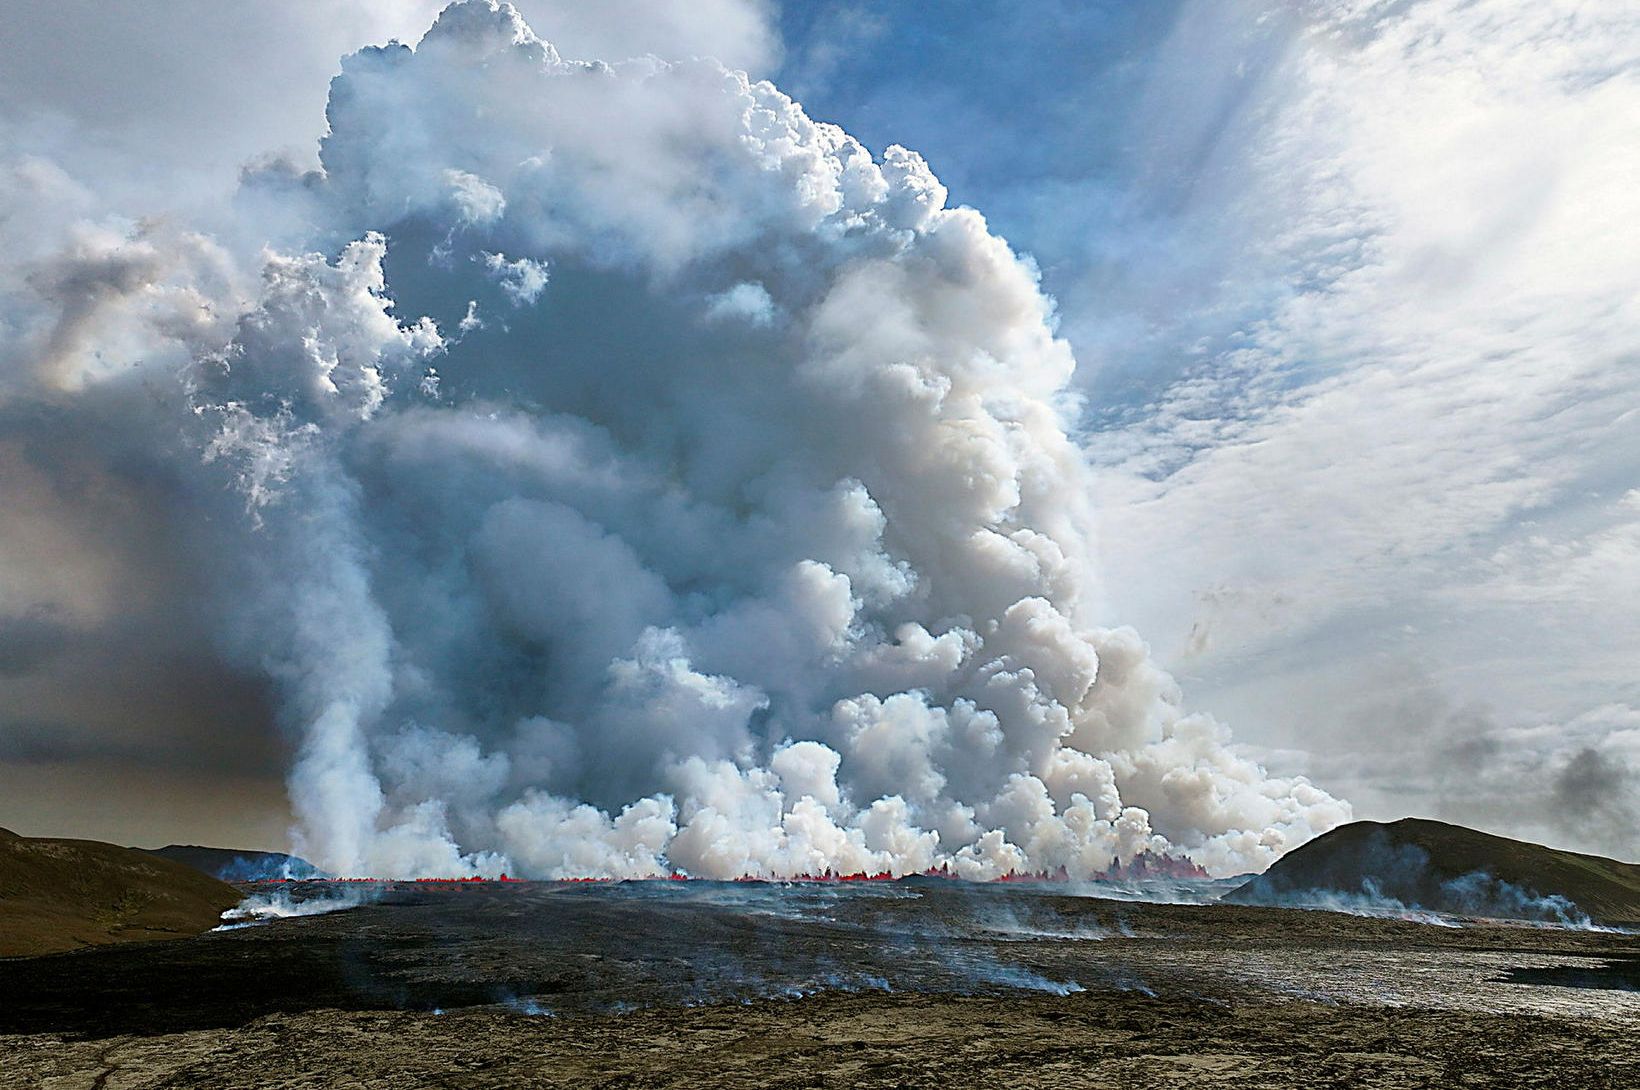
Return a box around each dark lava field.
[2,879,1636,1088]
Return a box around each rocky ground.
[2,880,1635,1088]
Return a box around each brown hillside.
[1228,818,1640,926]
[0,827,243,957]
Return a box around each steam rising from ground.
[1249,875,1631,934]
[0,2,1349,878]
[217,886,379,928]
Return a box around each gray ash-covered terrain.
[2,879,1635,1088]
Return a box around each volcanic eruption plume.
[0,1,1349,879]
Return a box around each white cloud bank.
[0,1,1350,878]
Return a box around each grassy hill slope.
[1,827,243,957]
[1228,818,1640,926]
[143,843,323,881]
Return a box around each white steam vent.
[169,2,1348,878]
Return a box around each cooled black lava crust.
[1,882,1635,1088]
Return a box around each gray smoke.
[1552,747,1640,861]
[0,1,1350,878]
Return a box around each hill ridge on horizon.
[1,830,242,957]
[1230,816,1640,926]
[143,843,324,882]
[1346,815,1639,866]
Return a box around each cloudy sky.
[0,0,1634,865]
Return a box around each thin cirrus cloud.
[1086,1,1640,854]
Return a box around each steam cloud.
[0,2,1349,878]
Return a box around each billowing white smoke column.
[20,2,1352,878]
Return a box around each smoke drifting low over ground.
[1,882,1635,1088]
[0,1,1349,879]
